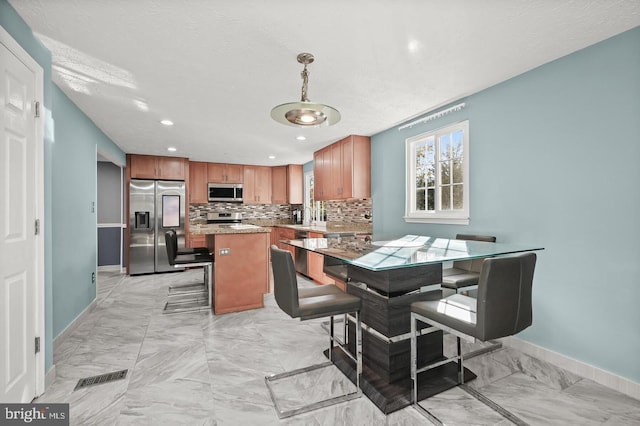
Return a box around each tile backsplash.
[326,198,373,224]
[190,202,299,223]
[189,198,372,229]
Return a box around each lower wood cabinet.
[276,227,296,262]
[212,232,269,314]
[188,234,207,249]
[307,231,336,285]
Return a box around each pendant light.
[271,53,341,127]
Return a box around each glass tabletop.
[283,234,544,271]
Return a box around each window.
[405,120,469,225]
[304,171,326,224]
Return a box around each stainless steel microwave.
[208,183,243,202]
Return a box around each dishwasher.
[294,230,309,276]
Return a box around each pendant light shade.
[271,53,341,127]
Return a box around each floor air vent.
[74,369,128,391]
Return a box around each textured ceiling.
[8,0,640,166]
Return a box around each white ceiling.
[9,0,640,166]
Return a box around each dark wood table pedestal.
[323,263,476,414]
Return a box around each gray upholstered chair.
[163,230,213,313]
[266,245,363,419]
[441,234,497,294]
[411,252,536,425]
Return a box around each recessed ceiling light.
[160,119,174,126]
[408,39,419,53]
[167,147,177,152]
[296,136,306,141]
[268,155,276,160]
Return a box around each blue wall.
[372,27,640,382]
[51,86,125,336]
[1,0,125,374]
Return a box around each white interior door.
[0,38,38,402]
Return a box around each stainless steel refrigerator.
[129,179,186,274]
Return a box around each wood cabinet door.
[214,233,268,314]
[351,135,371,198]
[330,142,342,199]
[207,163,226,183]
[277,228,296,261]
[225,164,243,183]
[129,155,157,179]
[322,147,333,199]
[189,161,208,203]
[340,136,353,198]
[156,156,185,180]
[189,234,207,248]
[288,164,303,204]
[208,163,243,183]
[243,166,257,203]
[271,166,287,204]
[254,166,272,203]
[313,151,325,200]
[269,227,278,248]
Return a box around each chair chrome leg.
[463,339,503,360]
[411,312,418,407]
[265,309,362,419]
[355,311,362,391]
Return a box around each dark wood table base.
[325,348,476,414]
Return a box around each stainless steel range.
[207,212,243,225]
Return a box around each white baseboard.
[503,336,640,401]
[44,364,56,391]
[97,265,122,272]
[52,299,97,354]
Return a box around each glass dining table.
[282,234,544,414]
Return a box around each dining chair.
[411,252,536,425]
[265,245,363,419]
[441,234,497,294]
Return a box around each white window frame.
[303,171,326,225]
[404,120,470,225]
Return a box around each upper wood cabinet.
[271,164,303,205]
[243,165,272,204]
[314,135,370,200]
[208,162,243,183]
[188,161,209,203]
[128,154,186,180]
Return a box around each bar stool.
[411,252,536,425]
[166,228,209,255]
[265,245,363,419]
[163,230,213,313]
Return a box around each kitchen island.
[191,224,270,314]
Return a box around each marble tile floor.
[37,269,640,425]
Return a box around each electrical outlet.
[218,248,231,256]
[91,272,95,283]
